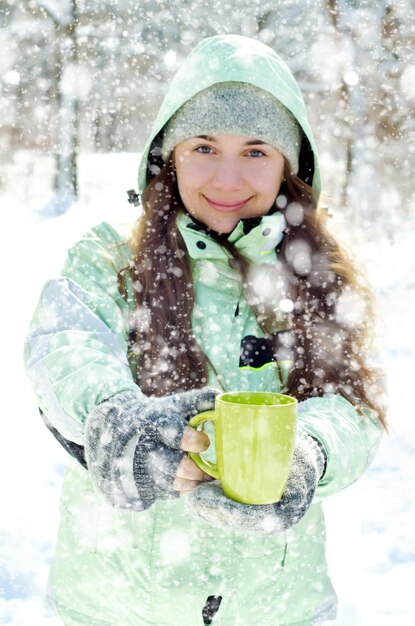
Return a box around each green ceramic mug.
[188,391,298,505]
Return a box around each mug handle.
[187,410,219,479]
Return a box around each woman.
[25,34,386,625]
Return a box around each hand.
[85,387,218,511]
[185,432,326,534]
[173,427,213,494]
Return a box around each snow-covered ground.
[1,151,414,625]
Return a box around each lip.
[204,196,251,212]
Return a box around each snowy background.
[1,0,415,624]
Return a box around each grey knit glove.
[185,432,326,534]
[85,388,217,512]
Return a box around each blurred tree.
[39,0,80,215]
[9,0,81,215]
[320,0,415,238]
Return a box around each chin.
[207,217,240,234]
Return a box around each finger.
[175,455,211,481]
[178,486,205,496]
[180,426,210,452]
[172,477,204,492]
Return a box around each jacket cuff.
[298,394,383,497]
[307,434,327,481]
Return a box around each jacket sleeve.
[298,394,383,498]
[24,222,142,446]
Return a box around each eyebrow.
[196,135,268,146]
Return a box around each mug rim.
[217,391,298,407]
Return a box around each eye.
[196,145,214,154]
[247,149,266,158]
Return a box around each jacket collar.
[176,210,286,265]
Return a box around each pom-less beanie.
[161,82,302,173]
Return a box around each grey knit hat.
[161,82,302,173]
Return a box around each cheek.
[249,169,283,197]
[176,161,210,193]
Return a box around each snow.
[400,65,415,102]
[1,152,414,625]
[36,1,73,27]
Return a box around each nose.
[211,157,244,191]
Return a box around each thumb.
[180,426,210,452]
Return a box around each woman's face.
[174,134,285,233]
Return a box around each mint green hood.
[138,34,321,200]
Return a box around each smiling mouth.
[204,196,251,212]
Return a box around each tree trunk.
[39,0,79,217]
[326,0,353,212]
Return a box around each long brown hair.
[119,160,387,429]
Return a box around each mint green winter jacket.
[24,35,383,626]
